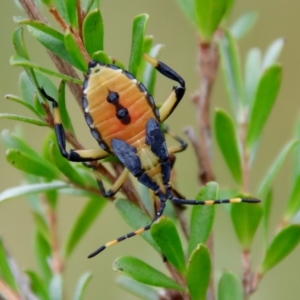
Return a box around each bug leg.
[170,196,260,206]
[93,167,130,198]
[163,124,188,155]
[40,87,110,162]
[87,199,167,258]
[143,54,186,122]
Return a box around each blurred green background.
[1,0,300,299]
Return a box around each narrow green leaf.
[188,182,217,256]
[219,31,244,112]
[194,0,227,43]
[230,11,258,39]
[27,25,78,67]
[17,19,64,41]
[0,181,69,203]
[64,31,88,72]
[11,56,82,84]
[49,274,62,300]
[5,94,40,118]
[214,109,242,184]
[285,174,300,221]
[142,44,163,96]
[83,9,104,56]
[12,27,39,87]
[244,48,261,105]
[0,239,18,292]
[293,119,300,177]
[25,270,50,300]
[64,195,107,258]
[262,38,285,70]
[52,0,69,23]
[115,199,160,252]
[137,35,153,80]
[57,80,74,132]
[246,64,282,147]
[260,224,300,274]
[257,140,298,197]
[34,231,51,283]
[0,114,48,126]
[129,14,149,76]
[5,149,58,179]
[32,212,50,244]
[262,189,272,248]
[73,273,92,300]
[92,51,112,64]
[82,0,100,14]
[151,217,186,274]
[117,276,159,300]
[49,142,85,186]
[175,0,195,24]
[218,271,243,300]
[187,244,211,300]
[231,202,262,249]
[113,256,185,291]
[65,0,78,28]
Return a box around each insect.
[41,54,260,258]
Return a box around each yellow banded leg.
[93,167,130,197]
[171,197,260,206]
[163,125,187,155]
[142,54,186,123]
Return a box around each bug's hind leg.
[87,199,167,258]
[142,54,186,122]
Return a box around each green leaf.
[260,224,300,274]
[17,18,64,41]
[5,149,58,179]
[219,31,244,112]
[0,239,18,292]
[0,181,69,203]
[244,48,261,105]
[175,0,195,24]
[64,31,88,72]
[12,27,38,86]
[230,11,258,39]
[262,38,285,70]
[25,270,50,300]
[188,182,216,256]
[73,273,92,300]
[257,140,298,197]
[83,9,104,56]
[117,276,159,300]
[262,189,272,248]
[92,51,112,64]
[0,114,48,126]
[57,80,74,132]
[129,14,149,76]
[65,0,78,28]
[194,0,227,43]
[230,202,262,249]
[11,56,82,84]
[4,94,40,118]
[142,44,163,96]
[32,212,50,244]
[52,0,68,23]
[151,217,186,274]
[214,109,242,184]
[115,199,159,252]
[113,256,185,291]
[285,174,300,221]
[27,25,78,67]
[49,142,85,186]
[49,274,62,300]
[246,64,282,147]
[64,195,107,258]
[218,271,243,300]
[34,231,51,283]
[187,244,211,300]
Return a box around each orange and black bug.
[41,54,260,258]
